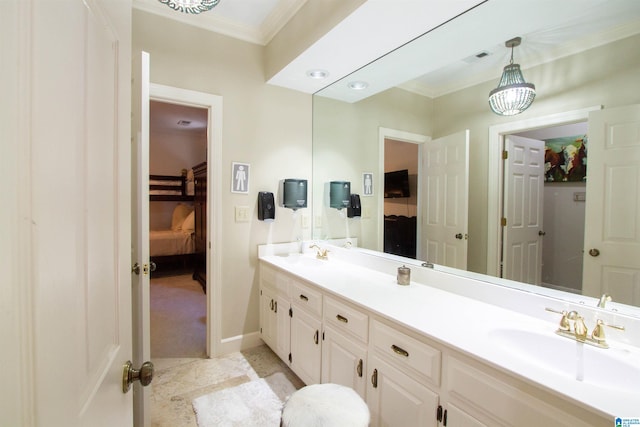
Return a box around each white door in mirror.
[583,104,640,305]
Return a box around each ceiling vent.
[177,120,192,126]
[462,51,491,64]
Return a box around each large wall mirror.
[312,0,640,316]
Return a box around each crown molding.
[133,0,308,45]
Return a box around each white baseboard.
[217,331,264,356]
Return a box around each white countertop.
[259,249,640,420]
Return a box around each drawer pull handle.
[371,368,378,388]
[336,314,349,323]
[314,330,319,345]
[299,294,308,301]
[391,344,409,357]
[357,359,363,377]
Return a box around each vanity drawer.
[291,279,322,317]
[371,319,441,386]
[260,263,290,296]
[324,297,369,343]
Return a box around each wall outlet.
[235,206,250,223]
[301,214,310,228]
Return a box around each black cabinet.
[384,215,416,259]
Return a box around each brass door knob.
[589,248,600,257]
[122,360,154,393]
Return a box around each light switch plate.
[235,206,250,223]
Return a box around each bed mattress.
[150,230,195,257]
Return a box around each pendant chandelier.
[488,37,536,116]
[158,0,220,14]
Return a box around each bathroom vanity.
[258,243,640,427]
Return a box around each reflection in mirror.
[312,0,640,315]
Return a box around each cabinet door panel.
[322,326,367,398]
[260,287,277,349]
[367,355,438,427]
[290,307,322,385]
[274,294,290,361]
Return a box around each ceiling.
[138,0,640,126]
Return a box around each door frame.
[486,106,601,277]
[149,83,223,357]
[378,127,430,256]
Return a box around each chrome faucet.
[309,244,329,260]
[597,293,612,308]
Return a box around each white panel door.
[29,0,133,425]
[422,130,469,269]
[583,105,640,305]
[503,135,545,285]
[132,51,152,426]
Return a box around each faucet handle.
[545,307,571,331]
[592,319,625,343]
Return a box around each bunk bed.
[149,172,196,275]
[149,173,194,201]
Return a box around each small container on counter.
[397,265,411,286]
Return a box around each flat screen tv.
[384,169,410,198]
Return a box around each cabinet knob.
[314,330,319,345]
[371,368,378,388]
[357,359,363,378]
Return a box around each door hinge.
[260,327,262,334]
[502,150,508,160]
[501,217,507,227]
[289,307,293,318]
[260,289,262,296]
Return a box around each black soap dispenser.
[347,194,361,218]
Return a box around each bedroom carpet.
[151,273,206,358]
[151,345,304,427]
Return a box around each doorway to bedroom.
[149,100,208,358]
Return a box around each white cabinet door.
[260,287,278,349]
[290,306,322,385]
[443,403,487,427]
[321,325,367,398]
[367,354,439,427]
[260,287,291,363]
[274,293,291,362]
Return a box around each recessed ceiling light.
[347,81,369,90]
[306,69,329,79]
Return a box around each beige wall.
[133,10,312,340]
[313,88,432,249]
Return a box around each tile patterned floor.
[150,345,304,427]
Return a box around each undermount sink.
[277,253,326,267]
[488,328,640,392]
